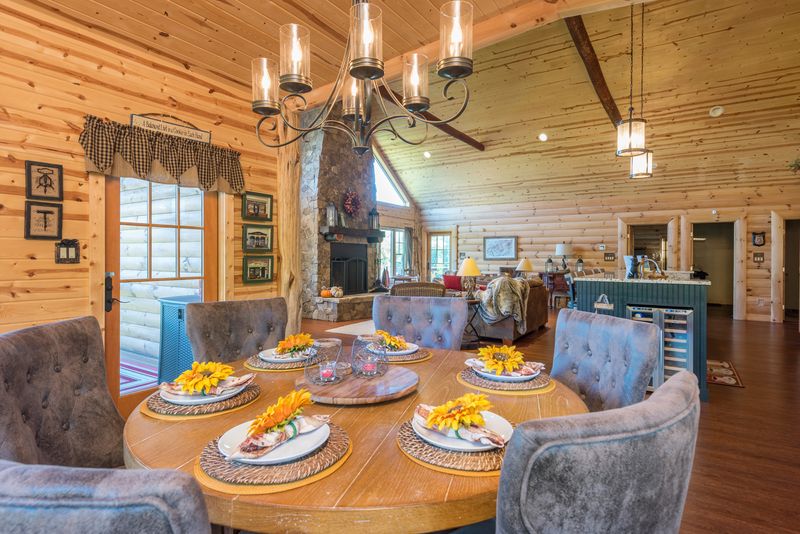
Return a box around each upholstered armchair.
[389,282,446,297]
[0,317,124,468]
[0,460,211,534]
[551,308,659,411]
[497,371,700,534]
[372,296,468,350]
[186,298,288,363]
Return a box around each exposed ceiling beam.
[376,86,486,152]
[564,15,622,126]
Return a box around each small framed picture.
[243,256,274,284]
[25,201,63,240]
[243,224,273,253]
[241,191,272,221]
[483,236,518,261]
[26,161,63,201]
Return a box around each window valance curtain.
[78,115,245,193]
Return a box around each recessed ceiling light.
[423,151,431,159]
[709,106,725,118]
[538,132,548,142]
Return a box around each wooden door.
[105,177,218,416]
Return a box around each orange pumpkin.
[320,289,333,298]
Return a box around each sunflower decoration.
[174,361,234,395]
[375,330,408,351]
[275,333,314,355]
[477,345,525,376]
[426,393,492,432]
[248,389,313,437]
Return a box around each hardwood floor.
[302,308,800,533]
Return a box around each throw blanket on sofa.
[477,277,530,335]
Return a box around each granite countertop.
[574,277,711,286]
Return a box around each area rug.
[707,360,744,387]
[325,320,375,336]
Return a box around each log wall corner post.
[733,216,748,321]
[770,210,785,323]
[278,111,303,334]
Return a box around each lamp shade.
[554,243,573,257]
[516,258,533,272]
[457,257,481,277]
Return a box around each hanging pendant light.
[616,5,646,157]
[630,149,653,178]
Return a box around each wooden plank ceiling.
[24,0,531,91]
[378,0,800,210]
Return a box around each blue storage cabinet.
[158,295,201,383]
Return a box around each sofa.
[471,278,548,345]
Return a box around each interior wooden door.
[105,177,218,417]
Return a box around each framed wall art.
[241,191,273,221]
[483,236,517,261]
[25,201,63,240]
[243,256,274,284]
[26,161,63,201]
[243,224,273,253]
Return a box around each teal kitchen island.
[575,276,709,401]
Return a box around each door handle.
[104,274,128,311]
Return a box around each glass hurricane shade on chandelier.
[250,0,474,155]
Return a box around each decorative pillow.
[442,274,462,291]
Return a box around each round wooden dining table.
[124,349,588,533]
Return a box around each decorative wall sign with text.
[752,232,766,247]
[26,161,63,201]
[130,114,211,143]
[25,201,63,240]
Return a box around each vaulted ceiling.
[378,0,800,210]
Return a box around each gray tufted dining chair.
[551,308,659,411]
[372,295,468,350]
[0,317,124,468]
[186,297,288,363]
[0,459,211,534]
[497,371,700,534]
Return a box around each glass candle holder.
[402,53,430,113]
[351,335,388,379]
[280,23,312,93]
[438,1,474,79]
[349,3,383,80]
[251,58,280,116]
[303,338,343,386]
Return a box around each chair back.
[497,371,700,534]
[552,308,659,411]
[0,460,211,534]
[186,298,287,363]
[390,282,446,297]
[372,296,467,350]
[0,317,124,468]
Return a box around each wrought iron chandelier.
[250,0,474,155]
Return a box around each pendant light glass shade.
[251,58,280,116]
[279,24,312,93]
[402,53,430,113]
[438,1,474,79]
[616,118,647,157]
[349,3,383,80]
[342,76,362,122]
[630,149,653,178]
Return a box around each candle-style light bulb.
[449,17,463,57]
[409,57,420,94]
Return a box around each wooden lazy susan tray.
[295,366,419,405]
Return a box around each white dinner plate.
[159,383,247,406]
[368,342,419,356]
[474,368,540,383]
[217,417,330,465]
[412,411,513,452]
[258,347,316,363]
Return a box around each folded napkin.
[465,358,545,377]
[229,415,329,460]
[159,373,255,397]
[414,404,507,448]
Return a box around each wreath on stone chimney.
[343,189,361,216]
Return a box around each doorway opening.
[693,222,734,317]
[784,220,800,323]
[630,224,669,271]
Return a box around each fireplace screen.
[330,243,368,295]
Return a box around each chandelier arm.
[372,81,428,145]
[372,126,428,146]
[319,119,360,147]
[377,78,470,126]
[363,113,423,148]
[254,115,319,149]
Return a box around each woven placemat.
[396,421,504,476]
[387,350,433,364]
[143,384,261,419]
[457,369,555,396]
[245,353,321,372]
[197,423,350,493]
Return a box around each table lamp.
[457,257,482,299]
[515,257,534,278]
[554,242,573,271]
